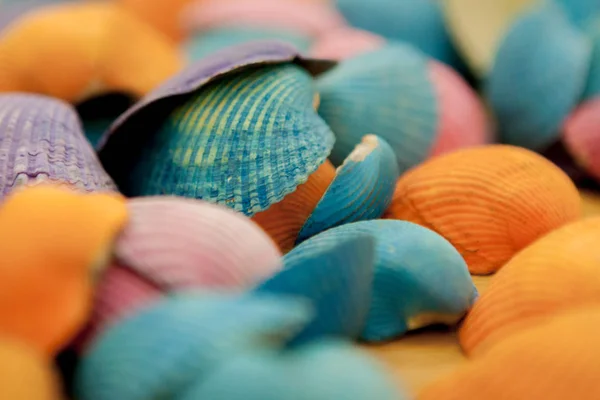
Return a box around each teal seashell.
[553,0,600,30]
[297,135,399,243]
[316,43,438,173]
[486,2,592,150]
[179,340,404,400]
[582,20,600,100]
[286,220,477,342]
[76,293,311,400]
[255,233,375,345]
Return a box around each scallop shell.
[255,232,375,345]
[180,340,404,400]
[287,220,476,342]
[385,145,582,275]
[118,0,195,42]
[75,293,311,400]
[80,196,283,349]
[296,135,399,243]
[421,307,600,400]
[0,185,128,355]
[486,2,591,150]
[563,98,600,181]
[459,217,600,357]
[309,26,385,61]
[0,93,116,200]
[0,2,183,102]
[316,43,438,172]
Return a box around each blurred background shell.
[563,98,600,181]
[582,21,600,101]
[385,145,582,275]
[309,26,385,61]
[459,217,600,357]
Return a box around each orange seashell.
[420,306,600,400]
[0,2,183,102]
[0,185,128,355]
[252,160,336,253]
[119,0,195,42]
[384,144,581,275]
[459,217,600,357]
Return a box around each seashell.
[553,0,600,30]
[582,22,600,100]
[563,97,600,182]
[286,220,476,342]
[0,185,128,355]
[385,145,582,275]
[485,2,592,150]
[459,217,600,357]
[255,233,376,345]
[0,93,116,200]
[118,0,196,42]
[296,135,399,243]
[81,196,282,349]
[180,340,404,400]
[309,26,385,61]
[420,307,600,400]
[75,293,312,400]
[0,2,183,103]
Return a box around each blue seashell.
[179,340,404,400]
[297,135,399,243]
[316,43,438,173]
[75,293,311,400]
[255,233,375,345]
[553,0,600,30]
[486,2,592,150]
[286,220,477,342]
[582,20,600,100]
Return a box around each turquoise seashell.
[297,135,399,243]
[316,43,438,173]
[582,20,600,100]
[286,220,477,342]
[75,293,311,400]
[179,340,404,400]
[486,2,592,150]
[553,0,600,30]
[255,233,375,345]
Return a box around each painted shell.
[79,196,283,350]
[286,220,476,342]
[0,185,128,355]
[180,340,404,400]
[118,0,195,42]
[563,98,600,181]
[309,27,385,61]
[385,145,582,275]
[0,2,183,103]
[75,293,311,400]
[486,2,591,150]
[420,307,600,400]
[255,233,376,345]
[0,94,116,200]
[459,217,600,357]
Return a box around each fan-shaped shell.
[459,217,600,357]
[297,135,399,243]
[80,196,283,349]
[316,43,438,172]
[180,340,403,400]
[288,220,476,342]
[118,0,195,42]
[256,233,375,345]
[563,98,600,181]
[385,145,582,275]
[486,2,591,150]
[0,185,128,355]
[309,27,385,61]
[75,293,311,400]
[421,307,600,400]
[0,94,116,200]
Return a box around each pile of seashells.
[0,0,599,399]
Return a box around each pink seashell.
[309,27,385,61]
[428,61,492,158]
[563,97,600,181]
[183,0,346,38]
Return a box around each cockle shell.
[309,26,385,61]
[486,2,591,150]
[385,145,582,275]
[180,340,404,400]
[118,0,196,42]
[563,98,600,181]
[287,220,476,342]
[459,217,600,357]
[255,233,375,345]
[80,196,283,350]
[0,185,128,355]
[0,94,116,200]
[420,307,600,400]
[76,293,311,400]
[0,2,183,103]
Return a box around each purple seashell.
[0,93,116,200]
